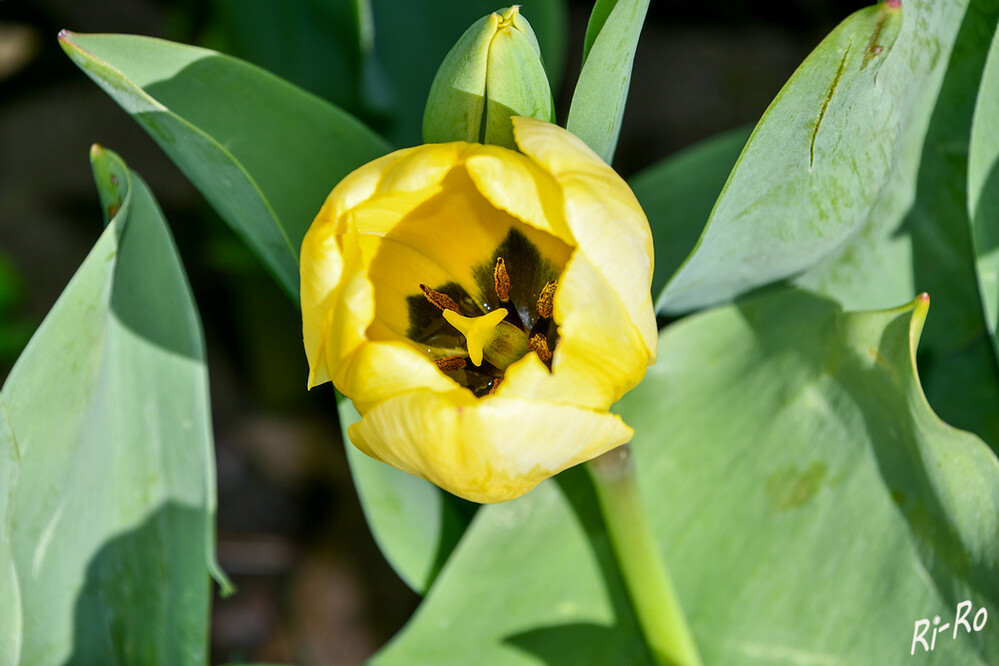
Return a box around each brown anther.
[420,284,459,312]
[536,280,557,318]
[494,257,510,302]
[529,334,552,363]
[488,376,503,394]
[434,355,467,372]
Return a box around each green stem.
[587,445,702,666]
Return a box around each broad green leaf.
[338,398,475,594]
[921,335,999,451]
[0,400,21,665]
[371,0,567,147]
[629,127,751,298]
[374,290,999,664]
[59,31,390,298]
[566,0,649,163]
[659,1,967,314]
[968,21,999,362]
[797,0,999,354]
[372,468,650,665]
[795,0,999,448]
[0,146,228,665]
[204,0,368,116]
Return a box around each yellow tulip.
[301,117,657,503]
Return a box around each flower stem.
[588,445,702,666]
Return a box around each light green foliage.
[371,0,567,146]
[337,399,474,594]
[30,1,999,663]
[375,291,999,664]
[567,0,650,163]
[659,1,962,313]
[59,32,390,298]
[629,127,751,297]
[0,148,227,665]
[422,7,554,149]
[969,22,999,362]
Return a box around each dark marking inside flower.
[473,229,562,329]
[405,228,563,396]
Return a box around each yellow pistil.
[494,257,510,302]
[420,284,460,312]
[537,280,557,318]
[442,307,531,369]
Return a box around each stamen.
[420,284,459,312]
[434,355,467,372]
[537,280,557,318]
[494,257,510,302]
[488,377,503,394]
[529,334,552,363]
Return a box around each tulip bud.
[423,6,555,149]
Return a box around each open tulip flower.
[301,117,657,503]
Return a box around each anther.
[536,280,557,318]
[420,284,459,312]
[434,355,467,372]
[529,334,552,363]
[494,257,510,302]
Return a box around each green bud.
[423,6,555,149]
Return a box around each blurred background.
[0,0,865,662]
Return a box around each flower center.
[406,227,563,397]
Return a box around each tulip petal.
[364,169,572,337]
[301,202,342,387]
[338,341,463,412]
[348,390,633,503]
[377,142,469,196]
[498,252,649,408]
[325,151,407,226]
[513,116,657,359]
[464,145,574,244]
[321,232,375,385]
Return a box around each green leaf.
[59,31,391,298]
[921,335,999,451]
[968,21,999,363]
[0,399,21,665]
[0,146,228,665]
[566,0,649,163]
[629,126,751,298]
[372,468,650,665]
[338,398,475,594]
[797,0,999,353]
[204,0,368,116]
[371,0,567,147]
[374,290,999,664]
[659,1,968,314]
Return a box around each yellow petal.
[376,142,469,196]
[321,232,375,385]
[325,150,408,229]
[512,116,658,361]
[337,341,464,412]
[497,252,650,408]
[301,202,343,387]
[348,390,634,503]
[464,145,575,245]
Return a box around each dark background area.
[0,0,865,662]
